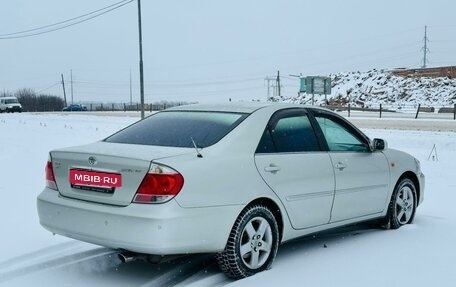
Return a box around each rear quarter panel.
[158,107,278,208]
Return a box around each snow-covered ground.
[1,113,455,286]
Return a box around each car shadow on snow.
[276,222,381,259]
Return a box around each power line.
[0,0,133,40]
[36,82,61,93]
[0,0,131,37]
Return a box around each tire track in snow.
[173,260,232,287]
[0,247,116,283]
[137,255,231,287]
[0,241,83,272]
[0,246,232,287]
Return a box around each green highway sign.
[304,76,331,94]
[299,77,307,93]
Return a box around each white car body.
[37,103,424,275]
[0,96,22,113]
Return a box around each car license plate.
[69,169,122,188]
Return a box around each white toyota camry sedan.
[37,103,425,279]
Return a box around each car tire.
[216,204,279,279]
[384,178,417,229]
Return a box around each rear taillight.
[133,164,184,204]
[45,160,58,190]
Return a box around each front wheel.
[385,178,417,229]
[216,205,279,279]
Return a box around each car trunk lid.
[51,141,193,206]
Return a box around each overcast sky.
[1,0,455,103]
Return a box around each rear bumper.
[37,188,243,255]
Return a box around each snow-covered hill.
[275,70,456,109]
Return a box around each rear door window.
[256,110,320,153]
[105,111,248,148]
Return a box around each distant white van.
[0,96,22,113]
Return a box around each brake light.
[45,161,58,190]
[133,164,184,204]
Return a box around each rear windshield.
[105,111,248,148]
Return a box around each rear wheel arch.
[216,201,281,278]
[245,197,284,243]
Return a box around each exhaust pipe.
[118,252,137,263]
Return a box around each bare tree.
[14,88,64,112]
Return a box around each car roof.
[169,102,328,114]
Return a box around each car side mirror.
[372,138,387,151]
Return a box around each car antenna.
[190,137,203,158]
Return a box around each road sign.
[299,77,307,93]
[305,76,331,94]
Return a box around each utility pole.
[137,0,145,119]
[70,69,74,104]
[61,74,67,107]
[421,25,430,68]
[277,70,281,98]
[265,76,275,101]
[129,69,133,106]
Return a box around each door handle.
[264,164,281,174]
[334,162,347,171]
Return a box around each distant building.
[392,66,456,79]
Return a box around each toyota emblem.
[88,156,97,166]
